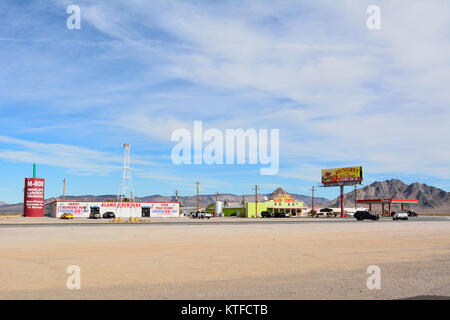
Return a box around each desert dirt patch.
[0,221,449,299]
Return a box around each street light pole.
[196,181,200,212]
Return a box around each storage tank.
[23,164,45,217]
[214,200,224,217]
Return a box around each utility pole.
[311,186,315,212]
[196,181,200,212]
[242,193,246,217]
[354,186,357,209]
[253,185,259,218]
[62,179,66,201]
[175,190,179,202]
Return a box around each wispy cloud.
[0,136,121,174]
[0,136,159,175]
[0,0,449,202]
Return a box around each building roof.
[356,199,418,204]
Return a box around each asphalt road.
[0,216,448,228]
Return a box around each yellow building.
[246,194,304,218]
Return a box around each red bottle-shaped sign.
[24,178,45,217]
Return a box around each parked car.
[393,211,409,220]
[102,211,115,219]
[344,211,355,217]
[407,210,418,217]
[261,211,272,218]
[60,213,73,219]
[190,211,199,218]
[354,210,379,221]
[274,211,290,218]
[193,211,212,219]
[186,211,195,217]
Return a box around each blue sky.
[1,0,449,204]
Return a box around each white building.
[45,200,180,218]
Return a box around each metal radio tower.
[117,144,136,217]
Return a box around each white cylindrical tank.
[215,200,224,217]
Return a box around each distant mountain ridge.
[0,188,330,214]
[327,179,450,213]
[4,180,448,214]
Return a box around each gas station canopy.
[357,199,418,216]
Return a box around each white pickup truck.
[192,211,212,219]
[393,211,409,220]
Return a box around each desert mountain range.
[327,179,450,213]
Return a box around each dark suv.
[354,210,379,221]
[102,211,115,219]
[274,211,290,218]
[407,210,418,217]
[261,211,271,218]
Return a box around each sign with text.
[321,166,363,186]
[24,178,45,217]
[149,202,180,217]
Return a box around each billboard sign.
[321,166,363,186]
[58,202,89,217]
[24,178,45,217]
[149,202,180,217]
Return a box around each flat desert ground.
[1,219,449,299]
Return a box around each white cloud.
[2,0,449,188]
[0,136,157,175]
[0,136,120,174]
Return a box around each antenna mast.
[117,144,136,217]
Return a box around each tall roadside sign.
[23,163,45,217]
[321,166,363,218]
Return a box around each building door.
[89,206,100,218]
[142,207,150,217]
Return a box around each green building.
[246,194,304,218]
[207,194,304,218]
[206,202,246,217]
